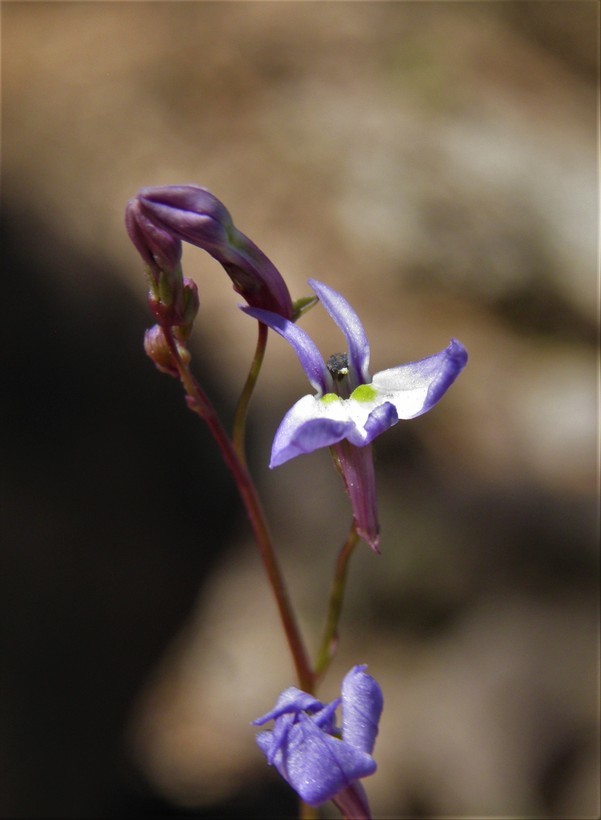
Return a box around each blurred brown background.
[2,2,599,818]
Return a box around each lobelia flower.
[243,279,468,552]
[126,185,294,320]
[253,665,383,816]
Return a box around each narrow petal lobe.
[242,307,331,396]
[309,279,371,386]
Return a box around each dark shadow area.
[0,212,283,817]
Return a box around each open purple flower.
[243,279,468,551]
[126,185,293,319]
[253,665,383,815]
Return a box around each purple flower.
[126,185,293,319]
[243,279,468,551]
[253,665,383,813]
[125,197,183,283]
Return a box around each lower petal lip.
[270,416,354,467]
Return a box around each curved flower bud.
[125,197,182,285]
[126,197,186,328]
[252,666,382,812]
[134,185,294,319]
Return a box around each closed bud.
[125,198,182,289]
[135,185,294,319]
[179,277,200,338]
[143,324,190,378]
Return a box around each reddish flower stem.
[162,323,314,692]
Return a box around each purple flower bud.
[134,185,293,319]
[125,197,182,285]
[126,196,188,328]
[253,666,382,813]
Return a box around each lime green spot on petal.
[320,392,341,405]
[350,384,377,403]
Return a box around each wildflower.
[126,185,294,319]
[243,279,468,551]
[253,665,383,815]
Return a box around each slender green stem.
[314,524,359,681]
[232,320,268,462]
[162,324,314,692]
